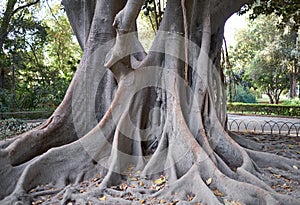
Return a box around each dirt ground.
[241,133,300,198]
[18,132,298,205]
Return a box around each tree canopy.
[241,0,300,30]
[0,1,81,111]
[229,14,297,103]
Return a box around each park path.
[228,114,300,124]
[26,114,300,136]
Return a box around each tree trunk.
[290,31,298,99]
[290,73,297,98]
[0,0,299,204]
[11,64,16,112]
[0,0,17,51]
[223,37,233,103]
[267,92,274,104]
[1,68,4,89]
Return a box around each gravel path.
[228,114,300,124]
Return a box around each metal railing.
[228,119,300,137]
[1,110,54,120]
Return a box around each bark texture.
[0,0,300,204]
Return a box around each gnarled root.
[1,70,299,205]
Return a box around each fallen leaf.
[223,199,232,205]
[288,144,294,149]
[223,199,245,205]
[272,174,281,178]
[160,199,166,203]
[140,199,145,204]
[297,151,300,155]
[92,177,100,182]
[127,166,134,172]
[187,194,195,201]
[293,165,298,170]
[213,189,224,197]
[130,177,138,181]
[139,181,144,186]
[154,176,166,185]
[32,200,43,205]
[136,170,141,174]
[206,178,212,185]
[98,196,107,201]
[119,183,128,190]
[281,183,291,190]
[169,200,179,205]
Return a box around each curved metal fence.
[228,119,300,137]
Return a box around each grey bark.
[0,0,299,204]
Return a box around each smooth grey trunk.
[0,0,299,204]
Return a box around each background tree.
[0,0,41,50]
[230,15,296,104]
[241,0,300,98]
[242,0,300,30]
[32,3,81,108]
[0,1,299,205]
[0,0,45,111]
[0,1,81,111]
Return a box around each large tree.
[0,0,299,204]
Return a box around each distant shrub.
[228,85,257,103]
[0,118,42,140]
[227,103,300,117]
[282,98,300,106]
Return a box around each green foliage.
[227,102,300,117]
[0,118,42,140]
[141,0,165,31]
[282,98,300,106]
[229,85,257,103]
[0,1,81,111]
[241,0,300,30]
[230,14,296,104]
[0,89,13,112]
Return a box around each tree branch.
[12,0,41,16]
[104,0,144,69]
[0,0,17,51]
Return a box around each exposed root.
[1,2,300,202]
[1,67,300,205]
[0,107,77,199]
[246,148,300,171]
